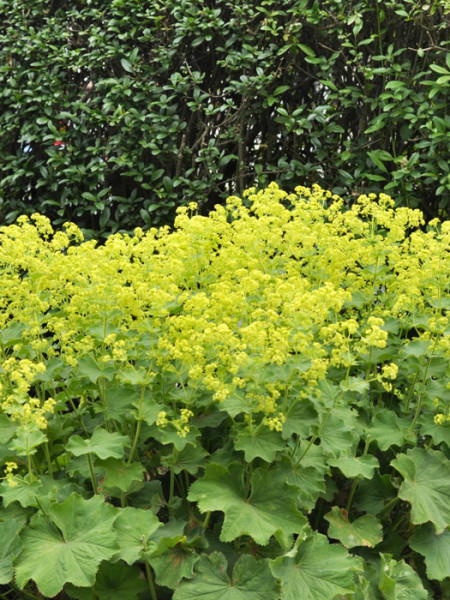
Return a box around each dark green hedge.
[0,0,449,235]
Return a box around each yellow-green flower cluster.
[264,413,287,432]
[361,317,388,350]
[434,413,450,425]
[0,183,448,437]
[155,408,194,437]
[0,358,56,429]
[3,461,18,487]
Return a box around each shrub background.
[0,0,449,236]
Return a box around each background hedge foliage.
[0,0,449,235]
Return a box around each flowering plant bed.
[0,184,448,599]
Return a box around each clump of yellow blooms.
[434,413,450,425]
[3,461,18,487]
[381,363,399,380]
[0,183,448,455]
[264,413,287,432]
[0,358,56,429]
[156,411,169,427]
[155,408,194,437]
[361,317,388,349]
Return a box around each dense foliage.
[0,0,449,236]
[0,185,449,599]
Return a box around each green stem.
[365,347,373,381]
[144,562,158,600]
[405,370,420,412]
[35,495,50,518]
[294,406,333,468]
[409,395,424,433]
[67,394,89,435]
[291,532,305,555]
[128,419,142,464]
[392,512,409,533]
[409,338,438,432]
[141,536,158,600]
[43,442,53,477]
[177,473,186,498]
[281,371,295,415]
[26,439,33,480]
[345,436,371,513]
[98,378,110,431]
[345,478,359,513]
[31,455,41,476]
[169,466,175,517]
[313,498,324,530]
[86,454,98,494]
[128,386,145,464]
[244,461,253,498]
[290,434,302,460]
[378,496,399,519]
[10,586,42,600]
[203,511,211,530]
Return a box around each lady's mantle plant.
[0,183,449,600]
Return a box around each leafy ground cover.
[0,184,449,599]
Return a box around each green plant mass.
[0,0,449,237]
[0,184,448,599]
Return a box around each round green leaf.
[378,554,428,600]
[173,552,280,600]
[328,455,379,479]
[188,464,307,545]
[324,506,383,548]
[367,409,410,450]
[0,474,43,508]
[150,542,200,589]
[235,425,285,462]
[282,398,318,439]
[67,428,130,460]
[419,416,450,447]
[14,494,119,597]
[113,506,162,565]
[96,458,144,494]
[93,560,147,600]
[355,473,397,515]
[66,561,147,600]
[0,414,17,443]
[161,443,209,475]
[284,462,327,511]
[391,448,450,533]
[270,532,362,600]
[409,524,450,581]
[0,519,23,584]
[316,415,355,456]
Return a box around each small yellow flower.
[156,411,168,427]
[180,408,194,424]
[265,413,286,432]
[382,363,398,380]
[434,413,449,426]
[4,462,18,487]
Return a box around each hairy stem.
[203,511,211,530]
[345,436,371,513]
[294,406,333,468]
[141,535,158,600]
[86,454,98,494]
[169,466,175,517]
[43,442,53,477]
